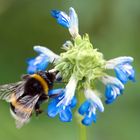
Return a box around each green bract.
[55,34,106,88]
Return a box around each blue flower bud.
[51,10,70,28]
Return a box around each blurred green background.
[0,0,139,140]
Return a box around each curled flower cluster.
[27,7,135,126]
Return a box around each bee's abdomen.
[10,103,16,113]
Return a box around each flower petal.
[84,89,104,112]
[105,85,120,104]
[105,98,116,104]
[27,65,37,74]
[57,74,78,106]
[59,107,72,122]
[100,75,124,91]
[114,63,135,83]
[70,96,77,108]
[34,46,60,63]
[115,67,128,84]
[105,56,133,69]
[82,116,93,126]
[47,99,59,117]
[48,89,64,96]
[78,100,90,115]
[27,54,49,74]
[69,7,79,37]
[81,112,96,126]
[51,10,70,28]
[51,8,79,38]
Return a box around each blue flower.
[27,53,49,74]
[104,57,135,103]
[47,77,104,126]
[105,56,135,84]
[51,7,79,37]
[27,46,60,74]
[115,63,135,84]
[100,75,125,104]
[47,89,77,122]
[51,10,70,28]
[105,84,122,104]
[78,89,104,126]
[78,100,97,126]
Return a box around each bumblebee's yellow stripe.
[31,74,49,94]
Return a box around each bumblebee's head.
[37,71,58,88]
[45,72,56,83]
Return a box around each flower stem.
[79,123,87,140]
[78,92,87,140]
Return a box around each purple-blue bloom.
[104,57,135,103]
[115,63,135,84]
[105,84,122,104]
[78,100,96,126]
[27,45,60,74]
[51,10,70,28]
[100,75,125,104]
[51,7,79,38]
[47,89,77,122]
[105,56,135,84]
[27,54,49,74]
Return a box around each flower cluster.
[27,7,135,126]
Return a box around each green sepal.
[55,34,106,90]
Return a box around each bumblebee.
[0,71,59,128]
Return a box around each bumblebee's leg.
[35,103,43,116]
[35,95,49,116]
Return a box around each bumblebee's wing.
[0,81,26,102]
[11,94,40,128]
